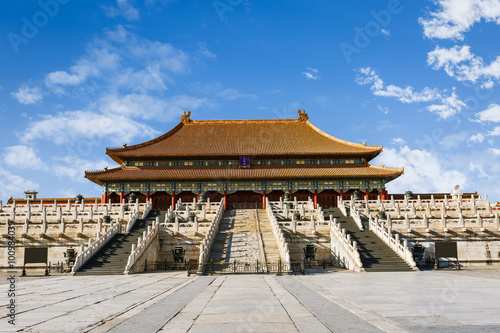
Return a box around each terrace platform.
[2,268,500,332]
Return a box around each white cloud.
[0,167,39,202]
[3,145,47,170]
[218,88,256,101]
[377,104,389,114]
[356,67,466,119]
[441,132,469,148]
[302,68,319,80]
[391,137,406,145]
[100,93,210,120]
[375,145,467,193]
[488,126,500,136]
[46,48,119,88]
[103,0,140,21]
[51,156,110,183]
[381,28,391,36]
[476,104,500,122]
[419,0,500,40]
[469,162,490,178]
[490,148,500,155]
[19,110,159,145]
[44,26,189,94]
[11,85,43,105]
[427,45,500,83]
[468,133,485,143]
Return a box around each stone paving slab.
[277,276,384,332]
[108,276,216,333]
[2,269,500,332]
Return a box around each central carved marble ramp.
[277,276,384,333]
[108,276,216,333]
[208,209,265,263]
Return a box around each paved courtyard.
[2,268,500,332]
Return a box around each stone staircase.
[208,209,265,263]
[74,211,157,275]
[256,209,281,262]
[329,208,414,272]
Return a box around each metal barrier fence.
[189,259,333,276]
[139,259,332,275]
[143,260,189,271]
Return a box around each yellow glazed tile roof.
[106,114,382,161]
[85,165,403,184]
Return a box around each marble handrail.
[330,219,364,272]
[71,221,121,274]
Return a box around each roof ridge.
[305,121,383,151]
[188,119,300,125]
[107,122,184,154]
[369,164,405,172]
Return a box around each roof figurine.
[181,111,192,124]
[297,109,309,122]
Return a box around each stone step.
[74,211,155,275]
[330,207,415,272]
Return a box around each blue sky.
[1,0,500,202]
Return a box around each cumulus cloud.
[99,93,210,120]
[44,25,190,94]
[374,145,467,193]
[11,85,43,105]
[51,156,110,183]
[45,48,119,88]
[102,0,140,21]
[19,111,160,145]
[302,68,320,80]
[391,137,406,145]
[355,67,466,119]
[3,145,47,170]
[378,104,389,114]
[468,133,485,143]
[476,104,500,122]
[427,45,500,83]
[488,127,500,136]
[419,0,500,40]
[0,167,39,201]
[218,88,256,101]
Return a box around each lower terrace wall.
[158,229,204,263]
[283,229,332,262]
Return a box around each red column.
[339,189,344,200]
[314,189,318,209]
[102,191,108,204]
[171,192,176,210]
[146,191,150,203]
[262,190,266,209]
[119,191,124,203]
[365,188,370,200]
[223,190,228,210]
[382,188,388,200]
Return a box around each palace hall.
[85,110,403,210]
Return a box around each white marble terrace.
[161,197,225,234]
[0,199,149,239]
[341,187,500,233]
